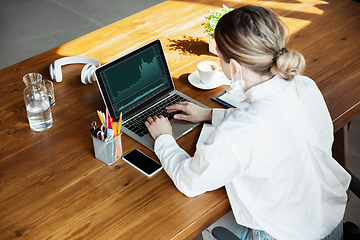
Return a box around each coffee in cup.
[197,61,220,84]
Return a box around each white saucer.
[188,70,230,90]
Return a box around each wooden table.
[1,0,359,239]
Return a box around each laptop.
[95,39,208,151]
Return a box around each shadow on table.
[167,36,214,56]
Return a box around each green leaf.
[201,5,234,37]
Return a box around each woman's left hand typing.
[144,115,172,140]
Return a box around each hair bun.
[271,50,305,81]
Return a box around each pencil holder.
[91,132,123,165]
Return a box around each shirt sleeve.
[154,126,242,197]
[212,108,238,125]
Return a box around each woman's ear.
[229,59,241,74]
[229,58,243,80]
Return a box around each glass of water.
[42,80,55,107]
[23,81,53,131]
[23,73,42,86]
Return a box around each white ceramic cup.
[197,61,221,85]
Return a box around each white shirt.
[154,75,351,240]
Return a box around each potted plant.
[202,5,233,55]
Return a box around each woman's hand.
[166,101,212,123]
[144,115,172,140]
[144,102,212,140]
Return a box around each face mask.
[230,61,246,92]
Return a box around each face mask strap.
[227,61,235,92]
[227,61,243,92]
[239,63,243,82]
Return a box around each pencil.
[105,108,109,129]
[97,110,105,125]
[118,112,122,136]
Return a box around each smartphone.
[123,149,162,177]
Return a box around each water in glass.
[26,100,52,131]
[23,81,53,131]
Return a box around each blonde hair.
[214,5,305,81]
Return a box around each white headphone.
[49,56,101,85]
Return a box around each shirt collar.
[245,75,289,102]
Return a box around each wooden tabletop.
[1,0,360,239]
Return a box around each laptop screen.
[95,39,174,120]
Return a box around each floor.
[1,1,358,239]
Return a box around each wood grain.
[1,0,359,239]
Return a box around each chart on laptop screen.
[100,45,170,116]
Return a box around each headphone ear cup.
[81,63,97,85]
[49,63,55,81]
[50,56,100,84]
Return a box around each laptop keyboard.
[123,94,187,137]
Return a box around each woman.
[145,5,350,240]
